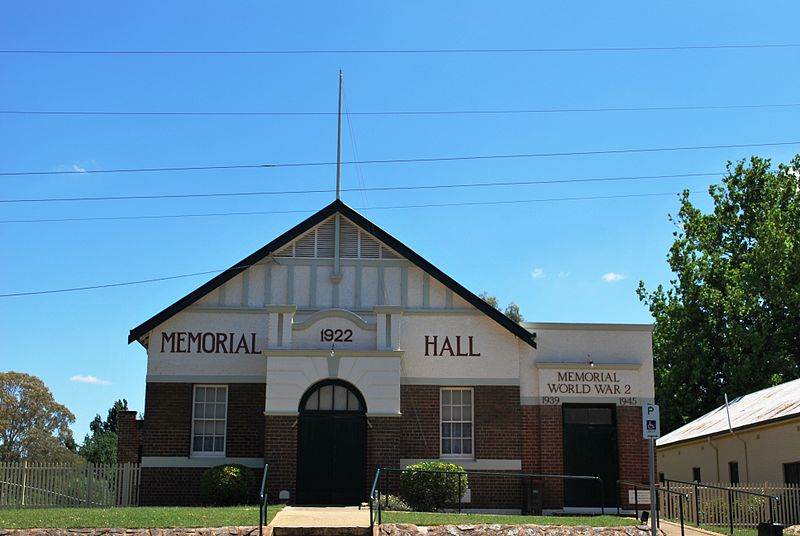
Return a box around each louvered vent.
[339,219,359,257]
[275,243,294,257]
[359,231,380,258]
[381,246,400,259]
[316,219,336,258]
[272,215,404,260]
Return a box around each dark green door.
[562,405,619,508]
[296,381,367,505]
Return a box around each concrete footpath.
[269,506,371,536]
[659,520,724,536]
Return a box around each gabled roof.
[128,199,537,348]
[657,377,800,447]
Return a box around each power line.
[0,268,233,298]
[0,190,700,224]
[3,102,800,117]
[0,171,717,204]
[2,140,798,177]
[1,43,798,55]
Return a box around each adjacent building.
[657,378,800,484]
[119,199,655,511]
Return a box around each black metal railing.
[617,480,689,536]
[662,478,780,534]
[369,467,606,530]
[258,464,270,536]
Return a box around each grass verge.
[0,505,284,529]
[380,512,637,527]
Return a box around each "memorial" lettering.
[160,332,259,354]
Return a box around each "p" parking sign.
[642,403,661,439]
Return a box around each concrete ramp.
[269,506,372,536]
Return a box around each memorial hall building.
[120,199,655,511]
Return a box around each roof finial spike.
[335,69,343,201]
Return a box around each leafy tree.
[479,292,525,323]
[80,399,128,464]
[0,371,81,462]
[638,155,800,432]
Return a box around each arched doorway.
[296,380,367,505]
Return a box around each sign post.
[643,403,661,535]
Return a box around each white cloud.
[558,271,571,279]
[70,375,110,385]
[72,164,87,173]
[530,267,545,279]
[602,272,625,282]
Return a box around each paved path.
[270,506,370,528]
[660,520,726,536]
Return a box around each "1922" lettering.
[320,329,353,342]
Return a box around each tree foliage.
[638,155,800,432]
[479,292,524,323]
[0,371,81,462]
[80,399,128,464]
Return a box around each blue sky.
[1,1,799,439]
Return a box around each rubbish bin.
[757,523,784,536]
[522,479,545,515]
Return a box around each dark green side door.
[562,405,619,508]
[296,381,367,505]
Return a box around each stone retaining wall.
[380,525,656,536]
[0,528,260,536]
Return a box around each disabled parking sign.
[642,403,661,439]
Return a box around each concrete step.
[271,527,371,536]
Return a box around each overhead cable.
[0,171,717,204]
[0,190,701,224]
[1,141,798,177]
[1,43,798,55]
[2,102,799,117]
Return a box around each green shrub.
[199,464,256,506]
[382,494,412,511]
[399,461,468,512]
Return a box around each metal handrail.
[617,479,689,536]
[369,468,382,530]
[258,464,270,536]
[661,478,780,534]
[371,467,606,523]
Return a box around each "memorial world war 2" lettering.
[160,332,260,354]
[547,371,633,395]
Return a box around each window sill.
[190,452,226,458]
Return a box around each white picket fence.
[0,462,140,508]
[660,481,800,528]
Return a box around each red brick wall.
[140,466,263,506]
[366,416,401,494]
[616,405,651,508]
[538,405,565,508]
[400,385,440,458]
[143,383,193,456]
[263,415,296,502]
[399,385,521,460]
[226,384,266,458]
[117,410,143,464]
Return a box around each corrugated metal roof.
[657,377,800,447]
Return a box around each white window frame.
[440,387,475,459]
[191,384,228,458]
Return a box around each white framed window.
[440,387,474,458]
[191,385,227,457]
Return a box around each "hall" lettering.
[424,335,480,357]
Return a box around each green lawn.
[0,505,284,529]
[380,511,637,527]
[699,524,758,536]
